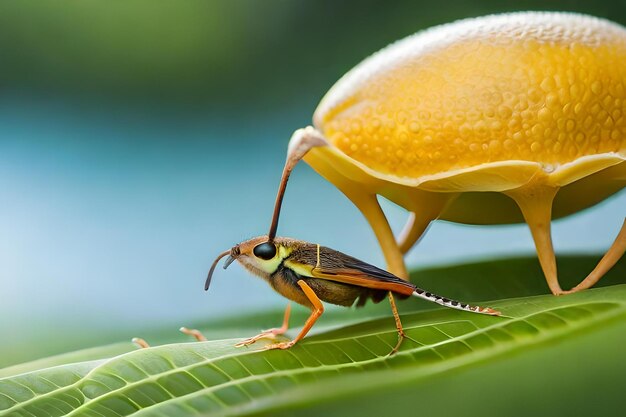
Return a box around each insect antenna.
[268,127,328,240]
[205,249,231,291]
[268,161,293,241]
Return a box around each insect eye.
[253,242,277,260]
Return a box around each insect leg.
[131,337,150,349]
[235,303,292,347]
[265,281,324,350]
[562,218,626,294]
[387,292,419,355]
[180,327,207,342]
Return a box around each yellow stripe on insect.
[316,244,321,269]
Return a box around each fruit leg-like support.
[507,185,625,295]
[265,281,324,350]
[562,218,626,294]
[388,292,419,355]
[397,212,432,255]
[235,303,292,347]
[344,191,408,279]
[506,185,562,294]
[397,193,457,254]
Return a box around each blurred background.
[1,0,625,367]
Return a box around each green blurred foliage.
[1,0,625,111]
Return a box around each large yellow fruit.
[277,12,625,295]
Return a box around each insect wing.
[307,246,416,295]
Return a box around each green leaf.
[1,255,625,417]
[0,344,137,380]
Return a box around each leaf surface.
[1,255,625,417]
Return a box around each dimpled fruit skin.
[314,12,626,179]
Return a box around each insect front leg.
[265,280,324,350]
[235,303,292,347]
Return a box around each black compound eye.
[253,242,277,260]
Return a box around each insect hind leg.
[387,292,420,355]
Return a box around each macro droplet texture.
[297,12,626,292]
[314,12,626,178]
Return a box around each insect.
[267,12,626,296]
[204,236,500,352]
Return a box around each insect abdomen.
[412,288,500,315]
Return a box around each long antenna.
[268,127,327,240]
[268,158,297,241]
[204,249,231,291]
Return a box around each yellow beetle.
[266,12,626,296]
